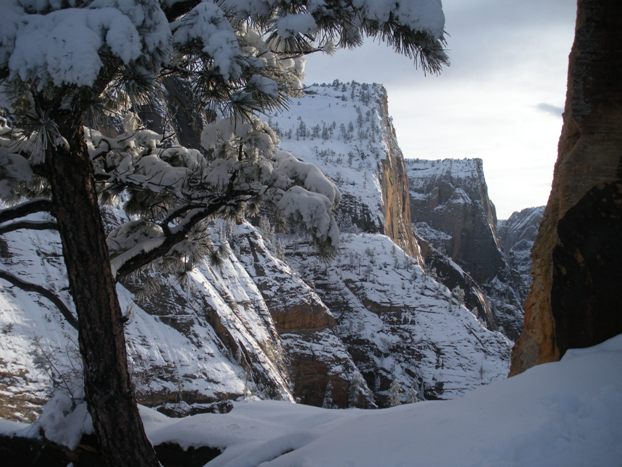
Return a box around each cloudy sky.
[304,0,577,218]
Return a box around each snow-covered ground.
[3,334,620,467]
[146,334,622,466]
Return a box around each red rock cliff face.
[378,91,424,266]
[510,0,622,374]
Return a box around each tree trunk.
[45,117,159,467]
[510,0,622,374]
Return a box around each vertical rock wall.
[510,0,622,374]
[378,92,424,266]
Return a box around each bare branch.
[0,221,57,235]
[115,200,226,278]
[0,199,54,224]
[114,189,254,278]
[162,0,201,21]
[0,269,78,330]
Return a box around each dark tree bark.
[45,114,159,467]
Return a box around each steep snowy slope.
[269,83,512,405]
[0,212,295,420]
[285,233,510,404]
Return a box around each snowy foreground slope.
[128,334,622,467]
[3,335,620,467]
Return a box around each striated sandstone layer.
[510,0,622,374]
[377,93,424,265]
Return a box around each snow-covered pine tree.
[0,1,447,465]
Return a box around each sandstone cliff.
[271,82,511,405]
[511,0,622,374]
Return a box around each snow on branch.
[110,196,234,278]
[1,0,171,88]
[277,185,339,250]
[0,220,57,235]
[273,150,341,205]
[0,269,78,330]
[0,198,54,223]
[172,1,241,80]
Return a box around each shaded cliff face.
[497,206,544,294]
[511,0,622,374]
[406,158,525,339]
[407,158,503,282]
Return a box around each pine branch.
[0,221,57,235]
[0,269,78,330]
[115,190,256,277]
[162,0,201,21]
[0,199,54,224]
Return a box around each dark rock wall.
[511,0,622,373]
[406,159,503,283]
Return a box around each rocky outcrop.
[406,158,525,339]
[498,207,544,255]
[284,234,511,406]
[407,158,503,282]
[231,223,374,408]
[511,0,622,374]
